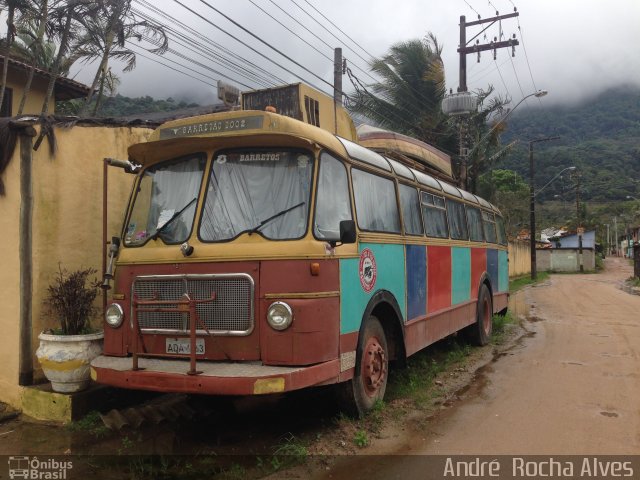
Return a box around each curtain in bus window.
[466,206,484,241]
[200,151,313,241]
[446,199,468,240]
[421,192,448,238]
[352,169,400,233]
[483,211,497,243]
[314,153,352,239]
[399,184,423,235]
[141,156,205,244]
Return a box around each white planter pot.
[36,331,104,393]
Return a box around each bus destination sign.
[159,115,264,139]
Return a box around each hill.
[500,86,640,202]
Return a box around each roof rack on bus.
[336,136,392,172]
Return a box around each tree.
[346,34,456,152]
[74,0,167,117]
[0,0,36,112]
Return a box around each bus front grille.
[131,274,254,336]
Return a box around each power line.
[135,0,287,86]
[195,0,335,92]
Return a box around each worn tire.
[338,315,388,417]
[466,284,493,346]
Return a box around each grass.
[353,430,369,448]
[627,276,640,287]
[509,271,549,292]
[491,311,517,345]
[66,411,110,438]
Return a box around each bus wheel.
[467,284,493,346]
[350,315,388,416]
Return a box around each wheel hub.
[362,337,387,396]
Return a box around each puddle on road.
[600,411,619,418]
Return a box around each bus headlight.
[267,302,293,331]
[105,303,124,328]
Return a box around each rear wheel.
[338,315,388,417]
[466,284,493,346]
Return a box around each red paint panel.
[260,259,339,294]
[261,297,339,365]
[339,332,358,354]
[427,246,451,313]
[450,301,475,332]
[471,248,487,300]
[493,292,509,313]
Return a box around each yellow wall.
[6,69,54,115]
[508,239,531,278]
[0,124,152,407]
[0,136,23,407]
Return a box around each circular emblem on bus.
[359,248,377,293]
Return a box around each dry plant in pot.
[36,266,104,393]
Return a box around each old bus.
[91,84,508,415]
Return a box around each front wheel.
[338,315,388,417]
[466,284,493,346]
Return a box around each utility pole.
[575,171,584,272]
[606,223,610,256]
[457,12,520,93]
[333,47,344,134]
[529,135,560,280]
[614,216,619,257]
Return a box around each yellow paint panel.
[253,377,285,394]
[38,358,88,372]
[90,367,97,381]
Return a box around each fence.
[508,240,531,278]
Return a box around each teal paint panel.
[451,247,471,305]
[339,243,406,334]
[498,250,509,292]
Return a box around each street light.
[536,166,576,197]
[463,90,548,189]
[529,135,562,280]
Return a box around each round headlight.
[266,302,293,331]
[105,303,124,328]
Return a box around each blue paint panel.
[451,247,471,305]
[340,243,407,334]
[487,249,499,293]
[498,250,509,292]
[406,245,426,320]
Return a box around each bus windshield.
[199,149,314,242]
[125,154,206,246]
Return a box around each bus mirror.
[339,220,357,244]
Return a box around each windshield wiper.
[150,197,197,241]
[247,202,305,235]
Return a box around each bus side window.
[352,169,401,233]
[482,211,497,243]
[446,199,468,240]
[496,215,507,245]
[466,206,484,242]
[421,192,449,238]
[399,184,423,235]
[314,153,353,240]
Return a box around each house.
[0,55,90,116]
[536,230,597,272]
[548,230,596,249]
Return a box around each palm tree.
[0,0,36,113]
[92,65,119,115]
[346,33,455,150]
[75,0,167,117]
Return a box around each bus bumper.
[90,355,341,395]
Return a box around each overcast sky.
[69,0,640,109]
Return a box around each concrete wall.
[508,240,531,278]
[0,124,152,408]
[536,248,596,273]
[6,70,54,115]
[551,230,595,249]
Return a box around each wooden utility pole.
[575,171,584,272]
[457,12,520,93]
[333,47,343,135]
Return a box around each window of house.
[421,192,449,238]
[352,168,400,233]
[0,88,12,117]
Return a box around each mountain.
[499,86,640,202]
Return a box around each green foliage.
[44,265,100,335]
[508,272,550,292]
[353,430,369,448]
[56,94,199,117]
[66,411,109,438]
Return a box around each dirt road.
[418,256,639,455]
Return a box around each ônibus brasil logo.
[8,456,72,479]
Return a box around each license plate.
[166,338,205,355]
